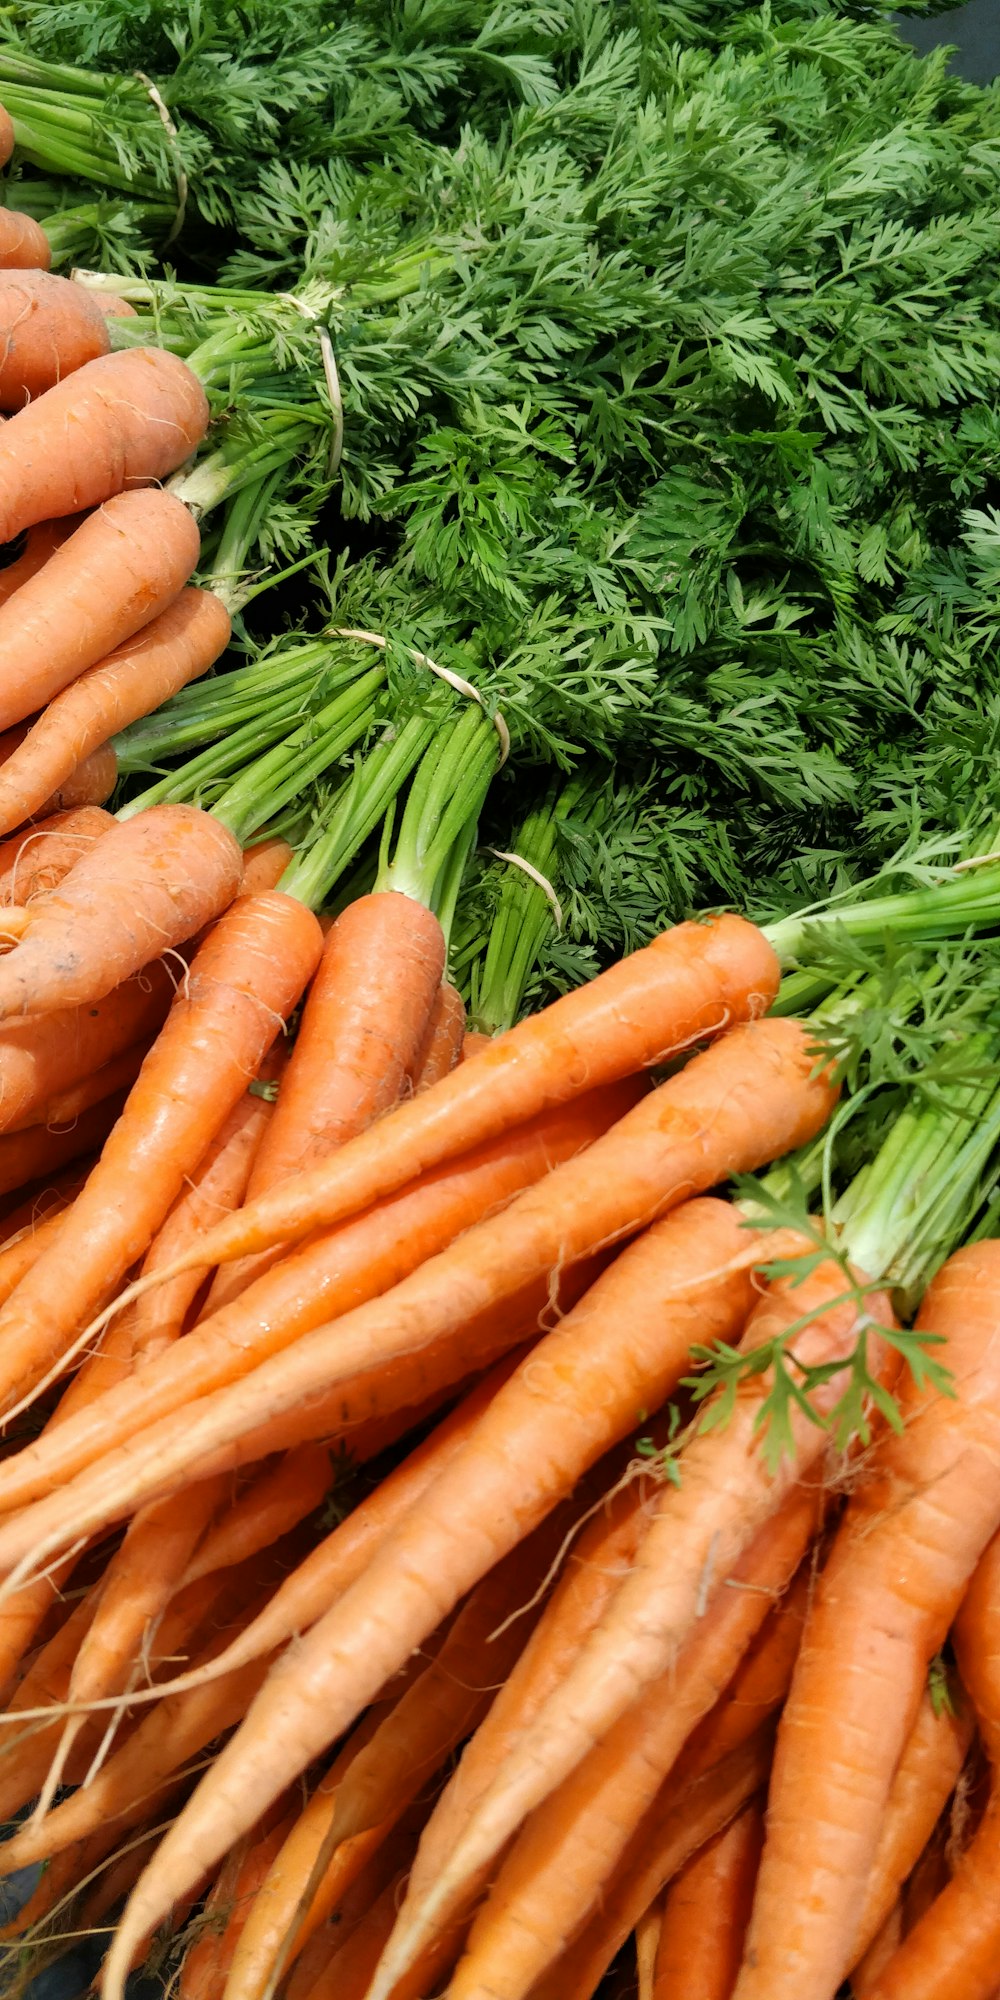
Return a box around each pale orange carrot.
[0,888,322,1415]
[0,346,208,540]
[637,1899,663,2000]
[239,837,294,897]
[9,1040,144,1134]
[0,515,83,609]
[178,1806,297,2000]
[0,954,174,1135]
[0,585,230,835]
[653,1803,765,1999]
[40,736,117,813]
[0,1080,127,1195]
[735,1240,1000,2000]
[0,268,110,405]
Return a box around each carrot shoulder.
[0,207,50,272]
[0,269,110,406]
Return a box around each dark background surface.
[896,1,1000,81]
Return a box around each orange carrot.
[40,737,118,814]
[296,1863,422,2000]
[0,888,321,1415]
[853,1905,904,1998]
[0,268,111,405]
[178,1807,297,2000]
[206,889,445,1307]
[0,1080,127,1195]
[181,1444,332,1589]
[0,345,208,539]
[462,1030,492,1059]
[87,292,137,321]
[0,801,112,900]
[442,1488,817,2000]
[0,207,50,271]
[0,953,173,1135]
[734,1239,1000,2000]
[0,1082,634,1513]
[0,586,230,835]
[0,1192,70,1301]
[0,487,201,736]
[637,1900,663,2000]
[0,108,14,169]
[0,514,83,609]
[240,837,294,897]
[93,1180,791,1979]
[96,910,782,1289]
[531,1738,774,2000]
[653,1803,764,1999]
[8,1040,145,1135]
[411,980,466,1090]
[0,801,243,1019]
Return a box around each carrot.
[0,515,81,609]
[39,737,118,814]
[637,1900,663,2000]
[206,889,445,1307]
[442,1487,817,2000]
[178,1808,296,2000]
[0,889,321,1416]
[734,1238,1000,2000]
[93,1182,788,1981]
[181,1445,332,1589]
[0,346,208,539]
[844,1692,972,1980]
[8,1039,145,1135]
[901,1830,951,1932]
[0,1080,127,1196]
[0,954,173,1136]
[411,980,466,1090]
[0,1193,69,1302]
[0,585,230,836]
[240,837,295,897]
[653,1804,764,2000]
[531,1737,774,2000]
[0,802,112,901]
[0,207,50,271]
[296,1864,422,2000]
[0,269,111,405]
[462,1030,493,1059]
[87,292,137,321]
[0,801,243,1019]
[0,487,201,737]
[96,910,782,1290]
[0,1082,634,1515]
[0,106,14,168]
[853,1905,904,1998]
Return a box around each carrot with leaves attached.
[0,345,208,540]
[0,887,321,1416]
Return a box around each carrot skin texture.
[0,1083,635,1514]
[0,487,201,735]
[411,979,466,1090]
[0,802,113,900]
[0,269,110,405]
[240,837,294,897]
[0,954,173,1135]
[0,1081,126,1194]
[0,346,208,539]
[653,1804,764,2000]
[11,1037,144,1131]
[735,1239,1000,2000]
[0,586,230,834]
[0,890,322,1413]
[122,910,782,1278]
[0,108,14,167]
[0,515,81,608]
[0,801,243,1019]
[0,208,50,271]
[39,737,117,814]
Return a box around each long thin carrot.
[181,1445,332,1589]
[0,1082,634,1514]
[530,1737,774,2000]
[0,208,50,271]
[283,1812,432,2000]
[9,1040,146,1135]
[442,1487,817,2000]
[0,487,201,733]
[0,1080,127,1196]
[0,889,321,1416]
[0,268,111,405]
[0,585,231,834]
[178,1806,297,2000]
[853,1905,905,1998]
[0,346,208,540]
[734,1238,1000,2000]
[93,1177,798,1982]
[653,1803,764,1999]
[637,1900,663,2000]
[0,801,112,900]
[0,953,174,1136]
[0,1193,69,1302]
[0,800,243,1019]
[295,1861,422,2000]
[206,888,445,1307]
[92,910,782,1294]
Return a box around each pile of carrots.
[0,74,999,2000]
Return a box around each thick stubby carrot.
[0,208,50,271]
[0,269,111,406]
[181,1444,332,1588]
[734,1239,1000,2000]
[0,801,243,1019]
[416,1245,893,1943]
[0,802,112,900]
[855,1540,1000,1999]
[207,890,445,1308]
[0,890,322,1414]
[532,1739,774,2000]
[0,1083,634,1513]
[843,1694,971,1980]
[0,515,82,609]
[0,587,230,835]
[105,911,782,1286]
[653,1804,764,2000]
[240,837,294,897]
[0,488,201,733]
[0,346,208,540]
[0,954,173,1135]
[443,1488,817,2000]
[0,1081,126,1195]
[411,980,466,1090]
[96,1185,791,1976]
